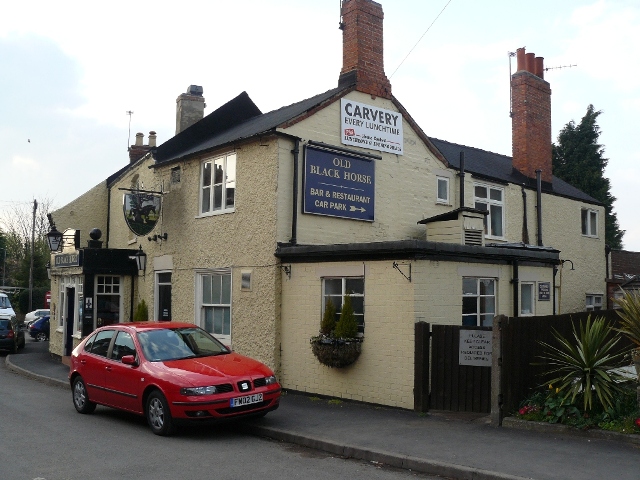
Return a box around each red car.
[69,322,281,435]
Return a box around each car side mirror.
[225,345,232,352]
[121,355,138,366]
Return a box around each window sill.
[581,234,599,239]
[435,200,451,206]
[196,208,236,219]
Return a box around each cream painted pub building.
[49,0,605,409]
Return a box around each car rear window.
[0,320,10,330]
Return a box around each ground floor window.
[322,277,365,335]
[155,271,172,321]
[198,270,231,344]
[520,282,535,316]
[462,277,496,326]
[96,276,121,327]
[586,294,603,311]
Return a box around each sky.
[1,0,639,250]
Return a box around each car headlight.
[264,375,277,385]
[180,386,218,396]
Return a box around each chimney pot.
[535,56,544,79]
[525,52,536,73]
[516,47,526,71]
[135,132,144,146]
[148,131,157,147]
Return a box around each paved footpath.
[6,347,640,480]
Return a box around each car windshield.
[0,296,11,309]
[137,327,229,362]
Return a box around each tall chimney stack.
[511,47,552,183]
[338,0,392,99]
[176,85,205,134]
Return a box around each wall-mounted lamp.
[130,245,147,273]
[45,224,63,252]
[45,224,79,252]
[148,233,168,243]
[560,259,575,271]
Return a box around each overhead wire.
[389,0,454,79]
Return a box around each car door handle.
[80,360,86,365]
[105,366,111,372]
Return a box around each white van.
[0,292,16,319]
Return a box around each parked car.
[24,309,50,327]
[69,322,281,435]
[28,316,50,342]
[0,292,16,318]
[0,316,25,353]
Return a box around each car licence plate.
[230,393,263,408]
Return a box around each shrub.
[133,299,149,322]
[614,290,640,349]
[333,293,358,339]
[538,315,628,412]
[320,298,336,335]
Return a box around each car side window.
[90,330,115,357]
[111,331,136,362]
[84,333,96,352]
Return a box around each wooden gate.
[414,323,492,413]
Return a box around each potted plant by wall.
[133,299,149,322]
[310,294,363,368]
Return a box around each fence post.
[491,315,506,426]
[414,321,430,412]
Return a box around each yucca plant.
[539,315,628,412]
[613,290,640,350]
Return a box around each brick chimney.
[511,47,552,183]
[338,0,392,99]
[175,85,205,134]
[128,131,155,164]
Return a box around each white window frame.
[436,176,450,204]
[58,276,83,334]
[322,277,365,335]
[520,282,535,316]
[462,277,497,327]
[199,152,236,216]
[586,294,603,312]
[474,183,505,239]
[94,275,122,328]
[581,208,598,237]
[196,269,232,345]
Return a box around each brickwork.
[339,0,392,99]
[511,48,552,183]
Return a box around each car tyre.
[146,390,175,436]
[72,377,97,414]
[36,332,47,342]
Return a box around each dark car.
[0,317,26,353]
[69,322,281,435]
[29,316,50,342]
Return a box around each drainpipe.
[536,169,543,246]
[552,264,558,315]
[512,260,519,317]
[521,186,529,244]
[290,138,300,245]
[459,152,465,208]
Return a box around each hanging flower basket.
[310,335,363,368]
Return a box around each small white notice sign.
[459,329,492,367]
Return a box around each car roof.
[99,321,198,332]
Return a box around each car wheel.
[72,377,97,414]
[146,391,175,436]
[36,332,47,342]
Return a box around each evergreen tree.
[552,105,624,249]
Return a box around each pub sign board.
[303,145,375,221]
[341,98,403,155]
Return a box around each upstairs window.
[581,208,598,237]
[200,153,236,215]
[474,184,504,238]
[436,176,449,204]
